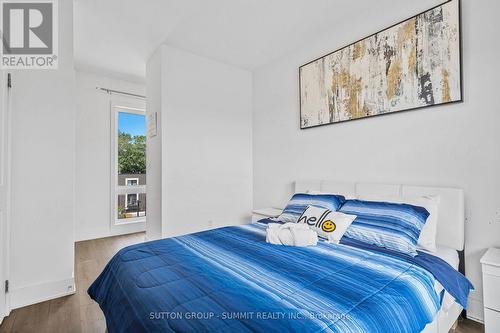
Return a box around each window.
[124,178,139,208]
[127,193,138,207]
[126,178,139,186]
[111,103,146,224]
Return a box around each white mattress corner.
[421,244,462,333]
[420,244,459,271]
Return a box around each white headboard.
[294,180,465,251]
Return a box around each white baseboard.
[0,307,9,325]
[0,300,11,325]
[76,222,146,242]
[466,298,484,323]
[10,277,75,309]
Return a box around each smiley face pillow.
[297,205,357,243]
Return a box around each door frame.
[0,71,12,323]
[109,98,147,235]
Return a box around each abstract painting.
[299,0,461,129]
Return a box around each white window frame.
[111,101,147,226]
[125,177,139,186]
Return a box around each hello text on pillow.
[297,206,356,243]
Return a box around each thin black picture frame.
[298,0,463,130]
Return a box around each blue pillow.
[339,199,429,256]
[276,193,346,223]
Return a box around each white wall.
[75,71,146,241]
[146,45,253,239]
[253,0,500,322]
[8,0,76,309]
[145,47,164,240]
[0,70,10,323]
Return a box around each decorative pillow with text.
[297,205,356,243]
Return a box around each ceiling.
[74,0,441,82]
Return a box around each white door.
[0,71,11,322]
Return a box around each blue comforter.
[88,221,472,333]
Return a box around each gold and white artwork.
[299,0,461,129]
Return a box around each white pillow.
[355,194,440,253]
[407,196,440,253]
[307,190,356,200]
[297,205,356,243]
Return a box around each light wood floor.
[0,232,146,333]
[0,232,485,333]
[451,318,484,333]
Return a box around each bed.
[88,182,473,333]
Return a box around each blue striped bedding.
[277,193,346,223]
[89,220,472,333]
[340,200,429,256]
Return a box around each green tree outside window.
[118,131,146,174]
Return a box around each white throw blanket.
[266,223,318,247]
